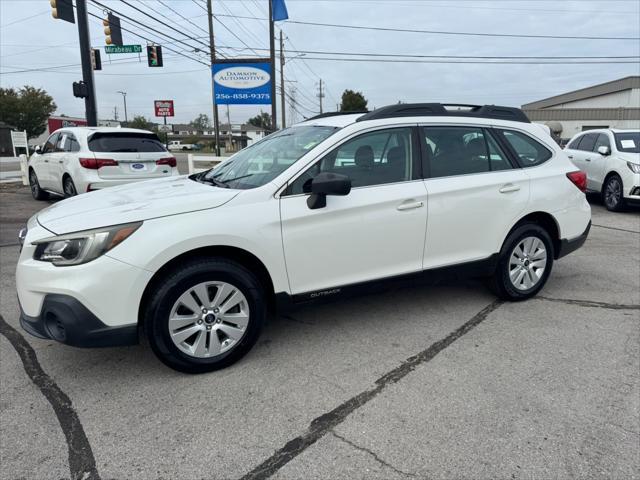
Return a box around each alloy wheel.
[29,173,39,196]
[64,179,77,197]
[508,236,547,291]
[605,177,622,209]
[168,281,250,358]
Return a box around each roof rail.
[356,103,530,123]
[306,111,368,121]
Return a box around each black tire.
[63,176,77,198]
[488,223,554,301]
[602,174,625,212]
[144,258,266,373]
[29,169,49,201]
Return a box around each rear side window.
[577,133,598,152]
[498,130,552,167]
[422,126,512,178]
[567,135,583,149]
[88,132,167,152]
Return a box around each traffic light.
[147,45,163,67]
[50,0,75,24]
[91,49,102,71]
[73,81,88,98]
[103,12,123,46]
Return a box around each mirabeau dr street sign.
[104,45,142,54]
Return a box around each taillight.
[79,158,118,169]
[156,157,177,168]
[566,171,587,192]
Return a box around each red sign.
[154,100,174,117]
[48,116,87,133]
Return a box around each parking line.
[239,300,503,480]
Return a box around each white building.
[522,76,640,142]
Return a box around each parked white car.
[168,140,197,151]
[564,128,640,211]
[28,127,179,199]
[17,104,591,373]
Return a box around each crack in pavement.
[591,224,640,234]
[0,314,100,480]
[330,430,421,478]
[238,300,503,480]
[537,296,640,311]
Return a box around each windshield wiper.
[195,172,230,188]
[217,174,254,185]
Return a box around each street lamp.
[116,91,128,124]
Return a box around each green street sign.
[104,45,142,54]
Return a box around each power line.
[293,57,640,65]
[1,10,49,28]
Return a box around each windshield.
[199,125,338,189]
[614,132,640,153]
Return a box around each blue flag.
[272,0,289,21]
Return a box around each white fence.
[187,154,226,174]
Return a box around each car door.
[589,133,611,191]
[47,131,71,193]
[35,132,59,189]
[421,125,530,269]
[564,133,585,169]
[279,126,428,295]
[572,133,598,188]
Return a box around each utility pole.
[268,0,277,131]
[226,105,233,153]
[76,0,97,126]
[317,79,325,114]
[207,0,221,156]
[117,91,128,123]
[289,86,297,125]
[113,106,118,121]
[279,30,286,129]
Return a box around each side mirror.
[307,172,351,209]
[597,145,611,156]
[34,145,42,153]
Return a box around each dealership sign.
[212,61,271,105]
[154,100,174,117]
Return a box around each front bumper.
[20,294,138,347]
[557,221,591,259]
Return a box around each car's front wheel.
[29,170,49,200]
[144,258,266,373]
[489,223,554,301]
[603,173,625,212]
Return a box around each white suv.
[28,127,179,199]
[564,128,640,211]
[16,104,591,373]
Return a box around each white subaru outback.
[16,104,591,373]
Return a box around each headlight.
[627,162,640,174]
[32,222,141,266]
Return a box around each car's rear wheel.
[602,174,625,212]
[489,223,553,301]
[63,176,77,198]
[144,258,266,373]
[29,170,49,200]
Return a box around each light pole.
[117,91,128,124]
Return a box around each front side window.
[287,127,415,195]
[593,133,610,152]
[499,129,552,167]
[423,126,512,178]
[202,125,338,190]
[88,132,167,153]
[614,132,640,153]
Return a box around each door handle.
[43,159,49,163]
[585,158,591,162]
[499,184,520,194]
[567,155,574,159]
[397,201,424,211]
[58,160,63,164]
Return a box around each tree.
[248,111,272,131]
[339,89,368,112]
[189,113,211,132]
[126,115,155,130]
[0,86,56,138]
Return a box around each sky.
[1,0,639,127]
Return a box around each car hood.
[37,175,240,234]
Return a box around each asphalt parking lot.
[0,184,638,480]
